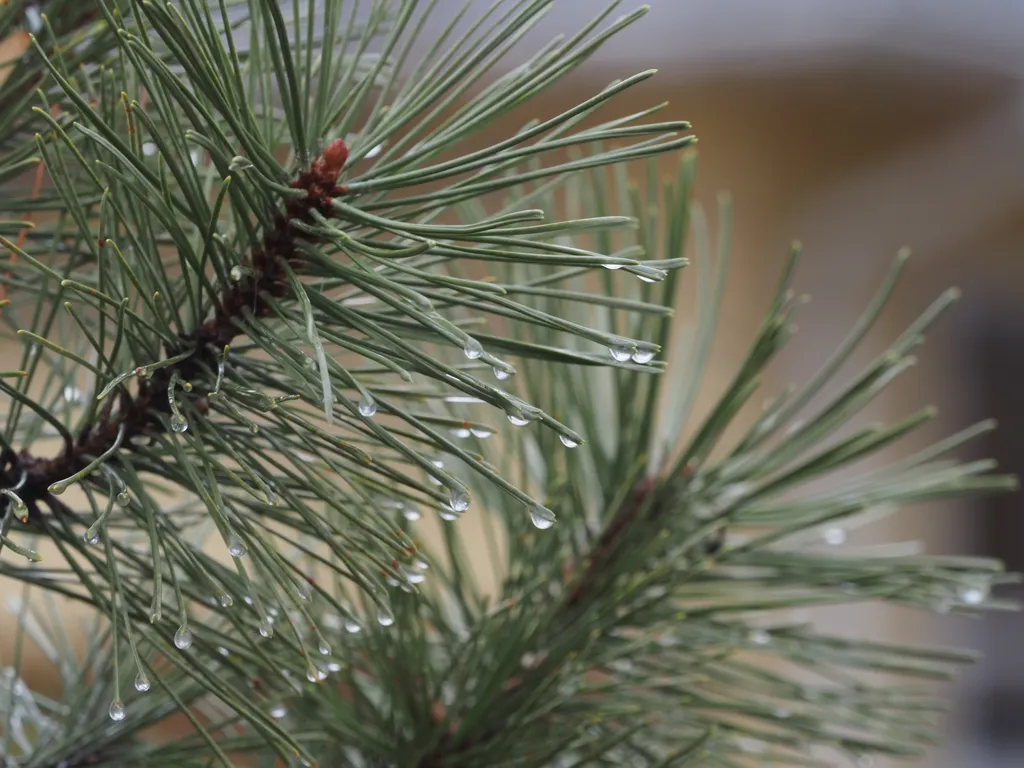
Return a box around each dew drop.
[326,661,343,672]
[218,593,233,608]
[748,629,770,646]
[108,699,126,721]
[608,342,634,363]
[170,413,188,433]
[638,275,658,284]
[528,503,556,530]
[358,395,377,418]
[438,509,458,522]
[115,490,131,507]
[507,413,530,427]
[602,263,625,270]
[469,427,492,438]
[451,427,472,438]
[344,619,362,634]
[407,570,426,585]
[414,558,429,571]
[318,639,331,655]
[270,703,287,719]
[559,434,579,448]
[258,620,273,639]
[463,338,483,360]
[134,673,150,692]
[296,580,313,601]
[448,489,470,513]
[402,507,421,521]
[822,527,846,546]
[959,583,989,605]
[84,531,100,545]
[631,344,656,364]
[217,646,230,657]
[493,367,511,381]
[142,141,157,156]
[227,534,247,558]
[63,385,82,403]
[229,265,244,281]
[173,626,193,650]
[377,608,395,627]
[366,143,383,158]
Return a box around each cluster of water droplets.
[608,340,657,365]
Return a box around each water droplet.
[134,674,150,692]
[748,629,770,646]
[358,394,377,418]
[173,626,193,650]
[217,646,230,657]
[528,503,556,530]
[243,595,254,605]
[344,619,361,634]
[170,413,188,433]
[469,427,492,438]
[115,489,130,507]
[258,620,273,638]
[448,489,470,513]
[631,344,656,364]
[227,534,246,558]
[439,509,458,521]
[608,342,634,363]
[959,583,989,605]
[318,639,331,655]
[463,338,483,360]
[414,558,429,571]
[84,531,100,545]
[305,667,321,683]
[218,593,233,608]
[407,570,426,585]
[366,143,383,158]
[559,434,579,448]
[377,608,395,627]
[63,385,82,403]
[229,265,244,281]
[270,703,287,719]
[108,700,126,721]
[327,661,343,672]
[142,141,157,156]
[822,527,846,546]
[638,275,658,284]
[493,367,511,380]
[602,263,625,270]
[507,413,530,427]
[402,507,421,521]
[297,580,313,601]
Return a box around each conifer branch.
[5,138,352,520]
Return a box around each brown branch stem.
[0,139,349,519]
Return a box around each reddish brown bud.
[318,138,349,178]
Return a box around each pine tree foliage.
[0,2,1017,767]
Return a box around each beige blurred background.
[3,2,1024,765]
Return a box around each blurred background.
[3,1,1023,765]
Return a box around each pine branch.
[7,138,352,515]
